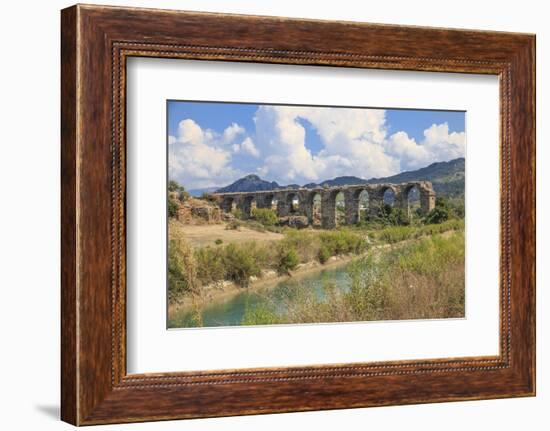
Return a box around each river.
[168,262,354,328]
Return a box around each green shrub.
[392,208,410,226]
[231,207,243,219]
[365,203,411,226]
[178,190,190,202]
[280,230,318,262]
[167,196,179,218]
[223,243,262,287]
[214,238,223,245]
[319,229,367,256]
[194,246,226,285]
[168,180,182,192]
[425,206,449,224]
[318,245,331,264]
[276,246,299,274]
[447,196,465,219]
[425,197,454,224]
[191,241,273,288]
[251,207,278,226]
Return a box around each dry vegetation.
[241,231,465,325]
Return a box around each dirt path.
[178,223,284,247]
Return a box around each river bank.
[167,231,432,317]
[168,250,360,317]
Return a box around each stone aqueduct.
[212,181,436,229]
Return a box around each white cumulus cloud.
[251,106,465,182]
[169,119,245,189]
[222,122,245,144]
[422,123,466,161]
[169,107,466,189]
[232,136,260,158]
[386,123,465,171]
[252,106,397,184]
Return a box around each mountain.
[215,158,465,197]
[365,157,464,184]
[216,174,281,193]
[316,176,370,188]
[366,158,465,197]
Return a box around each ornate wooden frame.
[61,4,536,425]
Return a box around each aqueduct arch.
[213,181,435,229]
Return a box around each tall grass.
[167,227,198,303]
[371,219,464,244]
[278,228,368,264]
[242,232,465,324]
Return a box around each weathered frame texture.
[61,4,536,426]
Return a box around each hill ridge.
[214,157,465,197]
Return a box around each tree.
[252,208,278,226]
[168,180,190,202]
[374,204,409,226]
[425,198,450,224]
[435,197,451,211]
[168,180,182,192]
[392,208,410,226]
[425,207,449,224]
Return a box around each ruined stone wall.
[176,201,222,224]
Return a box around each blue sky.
[168,101,465,190]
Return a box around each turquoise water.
[169,263,353,328]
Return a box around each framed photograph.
[61,4,535,425]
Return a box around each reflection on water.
[169,263,353,328]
